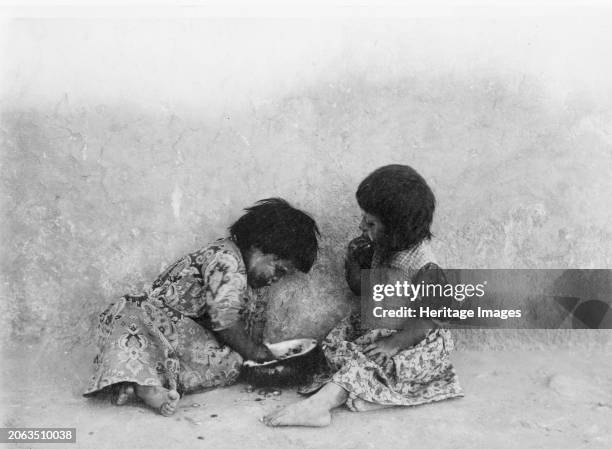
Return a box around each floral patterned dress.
[302,241,464,409]
[84,238,253,396]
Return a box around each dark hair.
[356,164,435,252]
[229,198,320,273]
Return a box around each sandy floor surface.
[1,346,611,449]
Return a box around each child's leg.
[111,382,134,406]
[347,397,395,412]
[263,383,348,427]
[134,385,180,417]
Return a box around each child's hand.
[363,337,400,365]
[346,235,374,269]
[252,345,276,363]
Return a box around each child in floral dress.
[84,199,319,416]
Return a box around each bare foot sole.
[134,385,180,416]
[263,400,331,427]
[111,383,134,406]
[348,398,395,412]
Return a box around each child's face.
[246,248,296,288]
[359,211,385,245]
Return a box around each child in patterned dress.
[264,165,463,427]
[84,199,319,416]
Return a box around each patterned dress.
[302,241,464,409]
[84,238,254,396]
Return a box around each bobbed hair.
[356,164,435,252]
[229,198,320,273]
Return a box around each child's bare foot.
[134,385,180,416]
[263,399,332,427]
[111,383,134,406]
[348,398,394,412]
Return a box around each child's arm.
[363,319,435,364]
[345,236,374,295]
[345,257,362,296]
[216,322,276,363]
[364,263,446,364]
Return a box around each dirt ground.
[1,345,611,449]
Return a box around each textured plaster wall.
[1,17,612,354]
